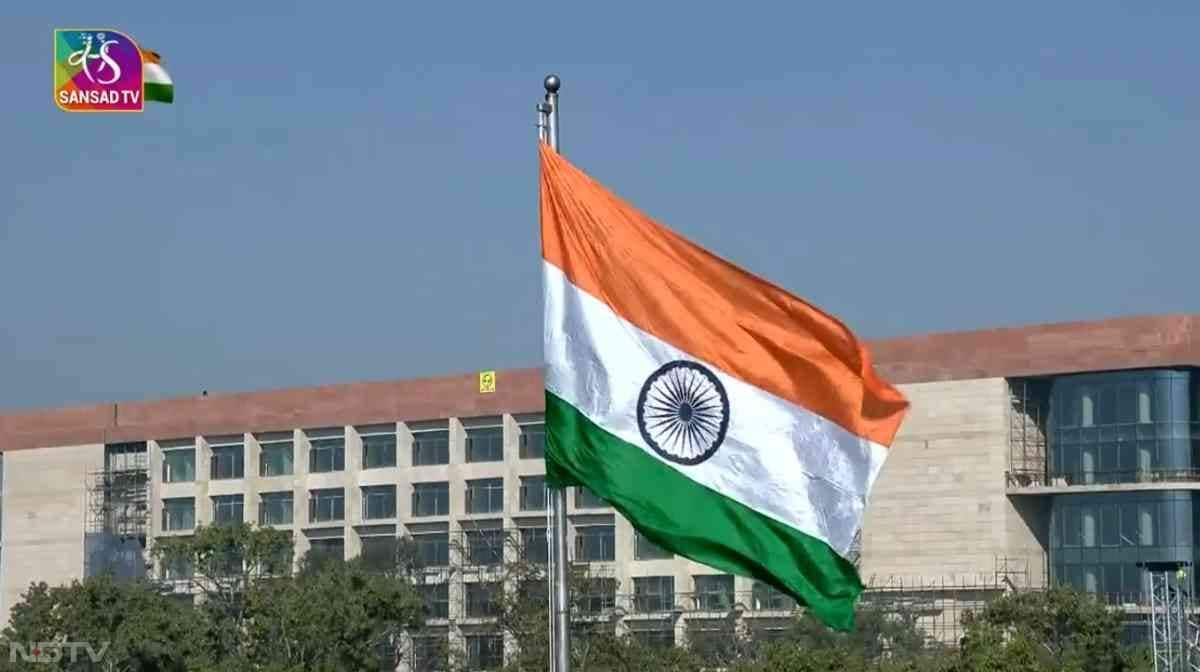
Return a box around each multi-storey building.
[1,313,1198,664]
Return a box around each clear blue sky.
[3,2,1198,410]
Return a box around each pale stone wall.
[860,377,1048,587]
[0,443,104,625]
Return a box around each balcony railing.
[1007,468,1200,489]
[613,591,797,616]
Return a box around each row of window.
[412,575,791,621]
[410,615,787,671]
[1044,370,1200,486]
[161,424,546,483]
[1051,494,1191,550]
[1051,438,1193,486]
[1049,492,1196,599]
[162,480,609,531]
[161,518,667,573]
[1052,562,1157,602]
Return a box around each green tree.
[150,523,426,671]
[957,587,1144,672]
[244,557,425,671]
[779,604,934,660]
[0,574,209,671]
[151,523,292,662]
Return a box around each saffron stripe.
[539,143,908,446]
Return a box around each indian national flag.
[141,49,173,103]
[540,144,909,630]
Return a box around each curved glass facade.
[1050,490,1195,602]
[1048,369,1196,485]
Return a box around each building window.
[212,495,244,526]
[519,423,546,459]
[520,527,548,564]
[465,583,501,618]
[412,532,449,567]
[579,577,616,614]
[634,531,672,560]
[261,544,292,577]
[362,485,397,520]
[574,525,615,562]
[359,536,396,571]
[259,439,294,477]
[412,429,449,466]
[162,497,195,531]
[419,582,450,619]
[752,582,796,611]
[519,579,549,606]
[210,443,244,480]
[466,527,506,566]
[466,478,504,514]
[412,482,449,517]
[575,487,607,509]
[259,491,293,526]
[308,434,345,473]
[688,620,737,664]
[309,488,345,523]
[411,634,446,672]
[1049,370,1194,486]
[465,634,503,670]
[632,625,674,649]
[694,575,735,611]
[161,447,195,483]
[634,576,675,612]
[160,553,194,581]
[466,426,504,462]
[519,475,547,511]
[361,431,397,469]
[307,537,344,565]
[1051,490,1193,602]
[749,622,789,643]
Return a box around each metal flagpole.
[541,73,571,672]
[535,96,558,672]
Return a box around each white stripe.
[543,261,888,557]
[143,62,172,85]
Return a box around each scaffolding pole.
[1141,561,1200,672]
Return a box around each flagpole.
[535,96,559,672]
[542,72,572,672]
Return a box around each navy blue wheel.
[636,360,730,465]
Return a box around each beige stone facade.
[1,443,104,620]
[861,378,1047,588]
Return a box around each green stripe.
[145,82,173,103]
[544,391,863,631]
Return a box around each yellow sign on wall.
[479,370,496,394]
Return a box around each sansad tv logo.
[54,29,173,112]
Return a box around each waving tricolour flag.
[539,143,909,630]
[141,49,173,103]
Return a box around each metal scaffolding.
[1007,379,1049,487]
[84,443,150,578]
[86,446,149,538]
[1141,561,1200,672]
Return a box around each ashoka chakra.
[636,360,730,465]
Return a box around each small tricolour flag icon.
[141,49,173,104]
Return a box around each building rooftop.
[2,313,1197,452]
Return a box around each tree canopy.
[0,528,1156,672]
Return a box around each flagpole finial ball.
[544,74,561,93]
